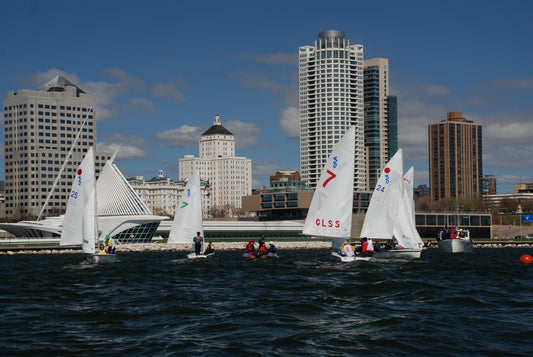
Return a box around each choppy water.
[1,248,532,356]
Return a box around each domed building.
[179,115,252,215]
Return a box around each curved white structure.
[0,156,167,243]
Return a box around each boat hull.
[241,252,279,259]
[438,238,473,253]
[188,252,215,259]
[375,248,422,259]
[86,253,118,264]
[331,252,372,262]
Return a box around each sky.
[1,0,532,194]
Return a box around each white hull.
[86,253,118,264]
[438,239,473,253]
[375,248,422,259]
[331,252,372,262]
[188,252,214,259]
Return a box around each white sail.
[168,170,204,247]
[402,166,416,221]
[393,166,424,249]
[60,147,97,254]
[360,149,403,239]
[303,126,355,239]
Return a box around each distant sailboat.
[390,166,424,258]
[302,126,368,262]
[59,147,117,264]
[168,170,212,259]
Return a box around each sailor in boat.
[257,243,268,259]
[99,244,108,254]
[267,242,277,255]
[245,240,256,258]
[342,241,355,258]
[384,239,397,251]
[193,232,203,256]
[204,240,214,255]
[355,238,374,257]
[258,235,266,249]
[105,234,115,254]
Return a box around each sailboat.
[302,126,368,262]
[167,170,212,259]
[389,166,425,258]
[59,147,117,264]
[359,149,409,258]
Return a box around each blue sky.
[1,0,532,194]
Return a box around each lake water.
[1,247,532,356]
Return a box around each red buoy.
[520,254,532,264]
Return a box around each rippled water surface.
[1,248,532,356]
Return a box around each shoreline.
[1,240,533,255]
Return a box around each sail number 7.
[322,170,336,188]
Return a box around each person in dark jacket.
[193,232,203,255]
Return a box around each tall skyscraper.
[299,30,366,190]
[428,112,483,202]
[179,115,252,211]
[3,76,111,219]
[363,58,397,189]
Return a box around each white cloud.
[82,68,144,121]
[25,68,147,122]
[156,125,203,147]
[129,98,157,115]
[397,99,445,161]
[101,133,147,147]
[96,142,148,160]
[26,68,81,87]
[279,106,299,138]
[225,120,261,149]
[150,78,187,101]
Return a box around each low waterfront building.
[415,212,492,239]
[128,170,212,217]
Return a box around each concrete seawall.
[1,240,533,255]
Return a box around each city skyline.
[2,1,532,194]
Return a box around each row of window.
[5,117,93,124]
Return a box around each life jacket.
[259,245,268,259]
[366,239,374,252]
[246,244,254,253]
[344,244,355,257]
[194,236,202,244]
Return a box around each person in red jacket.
[258,243,268,259]
[245,240,256,258]
[356,237,374,257]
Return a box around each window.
[262,195,272,202]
